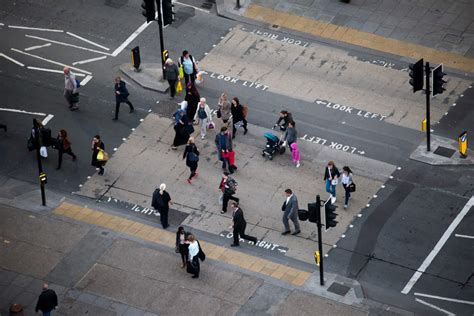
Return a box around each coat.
[91,141,105,167]
[194,103,213,122]
[324,166,340,181]
[183,143,200,167]
[231,104,245,123]
[164,63,179,81]
[218,100,232,121]
[284,127,297,144]
[282,194,299,219]
[115,80,130,103]
[35,289,58,313]
[232,207,246,231]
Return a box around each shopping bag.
[179,65,184,79]
[207,121,215,129]
[39,146,48,158]
[176,80,183,94]
[348,182,356,192]
[195,71,204,84]
[97,149,109,162]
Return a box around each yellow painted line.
[53,202,311,286]
[243,4,474,73]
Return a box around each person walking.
[183,137,200,184]
[219,172,239,214]
[281,189,301,235]
[193,97,213,140]
[324,161,340,204]
[56,129,76,170]
[35,283,58,316]
[341,166,354,209]
[179,50,198,85]
[217,93,231,124]
[186,234,205,278]
[273,110,293,131]
[175,226,189,268]
[215,126,236,173]
[113,76,134,120]
[290,142,300,168]
[230,202,257,247]
[185,82,200,123]
[63,67,79,111]
[231,97,248,138]
[282,121,297,147]
[91,135,106,175]
[172,109,192,150]
[164,58,179,99]
[152,183,172,229]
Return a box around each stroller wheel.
[262,152,266,157]
[269,155,273,160]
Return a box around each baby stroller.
[262,132,285,160]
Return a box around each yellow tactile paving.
[244,4,474,73]
[53,202,311,286]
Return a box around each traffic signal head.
[409,58,424,93]
[324,199,338,229]
[162,0,175,26]
[141,0,155,23]
[432,64,446,96]
[308,202,321,223]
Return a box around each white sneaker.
[296,162,300,168]
[201,135,205,140]
[344,204,347,209]
[331,196,336,204]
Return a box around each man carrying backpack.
[179,50,198,85]
[219,172,239,214]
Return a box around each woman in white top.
[187,234,201,278]
[341,166,353,209]
[193,97,213,140]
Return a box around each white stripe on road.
[175,1,211,13]
[0,53,25,67]
[8,25,63,32]
[0,108,46,116]
[455,234,474,239]
[66,32,110,51]
[0,23,4,26]
[41,114,54,125]
[11,48,92,75]
[24,43,52,51]
[111,20,152,57]
[415,299,455,316]
[72,55,107,65]
[401,196,474,294]
[25,35,113,56]
[415,292,474,305]
[27,66,86,76]
[80,75,93,86]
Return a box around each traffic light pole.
[425,62,431,152]
[316,195,324,286]
[33,118,46,206]
[155,0,166,79]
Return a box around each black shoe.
[291,230,301,235]
[191,275,199,278]
[220,211,226,214]
[244,129,248,135]
[231,165,238,171]
[281,231,291,235]
[112,118,118,121]
[56,167,61,170]
[130,108,134,113]
[230,243,239,247]
[251,238,258,244]
[72,156,77,161]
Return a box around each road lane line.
[25,35,113,56]
[27,66,86,76]
[415,299,455,316]
[24,43,52,51]
[41,114,54,125]
[111,20,152,57]
[415,293,474,305]
[8,25,63,32]
[455,234,474,239]
[66,32,110,51]
[72,56,107,65]
[401,196,474,294]
[80,75,93,86]
[0,53,25,67]
[174,1,211,13]
[0,108,46,116]
[11,48,92,75]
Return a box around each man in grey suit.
[281,189,301,235]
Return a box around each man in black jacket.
[35,283,58,315]
[230,202,258,247]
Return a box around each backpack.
[242,105,249,118]
[198,107,207,119]
[225,178,237,195]
[75,79,81,88]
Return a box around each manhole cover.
[433,146,455,158]
[327,282,350,296]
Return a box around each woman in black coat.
[172,113,191,149]
[113,76,134,120]
[175,226,189,268]
[185,82,200,123]
[183,137,200,183]
[231,97,248,138]
[91,135,105,175]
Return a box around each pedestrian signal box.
[421,119,427,132]
[458,131,468,158]
[163,49,169,62]
[131,46,141,70]
[39,172,47,184]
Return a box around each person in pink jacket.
[290,142,300,168]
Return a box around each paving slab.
[120,63,169,93]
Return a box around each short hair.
[289,121,295,127]
[220,126,227,132]
[285,189,292,194]
[94,135,101,140]
[200,97,206,103]
[231,201,239,207]
[328,161,334,166]
[187,234,195,242]
[182,50,189,56]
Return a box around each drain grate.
[433,146,456,158]
[327,282,350,296]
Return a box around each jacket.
[282,194,299,219]
[35,289,58,313]
[284,127,297,144]
[183,143,200,164]
[218,100,231,120]
[194,103,212,121]
[115,80,130,103]
[164,63,179,81]
[215,132,232,152]
[324,166,340,181]
[276,113,293,129]
[231,104,245,123]
[233,207,246,231]
[64,73,77,93]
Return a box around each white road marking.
[11,48,92,75]
[8,25,63,32]
[111,21,152,57]
[0,23,4,26]
[80,75,93,86]
[401,196,474,294]
[0,53,25,66]
[24,43,52,51]
[174,1,211,13]
[415,292,474,305]
[25,35,113,56]
[415,298,455,316]
[72,56,107,65]
[27,66,86,76]
[455,234,474,239]
[0,108,46,116]
[66,32,110,51]
[41,114,54,125]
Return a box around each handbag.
[176,80,183,94]
[27,136,36,151]
[234,120,244,129]
[207,121,215,129]
[40,146,48,158]
[186,260,197,274]
[187,152,199,162]
[331,179,338,185]
[179,65,184,79]
[97,149,109,161]
[197,241,206,261]
[348,182,356,192]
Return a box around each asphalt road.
[1,0,473,315]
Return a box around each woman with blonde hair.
[217,93,231,124]
[151,183,173,229]
[183,137,200,184]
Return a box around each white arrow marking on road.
[72,56,107,65]
[0,53,25,67]
[415,298,455,316]
[80,75,93,86]
[11,48,92,75]
[112,20,153,57]
[402,196,474,295]
[25,35,113,56]
[415,293,474,306]
[66,32,110,51]
[315,100,327,105]
[24,43,52,51]
[8,25,63,32]
[27,66,86,76]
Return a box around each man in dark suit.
[35,283,58,315]
[230,202,258,247]
[281,189,301,235]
